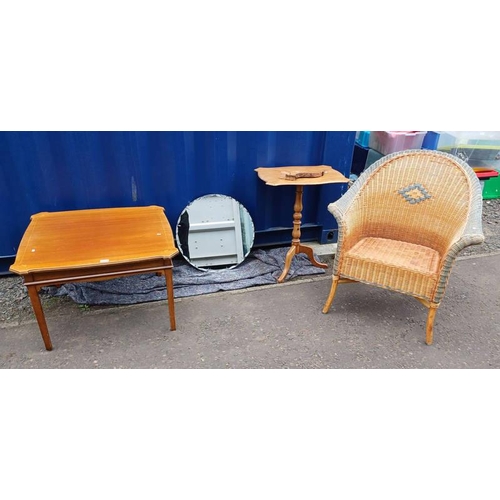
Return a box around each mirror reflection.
[176,194,255,270]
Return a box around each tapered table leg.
[26,283,53,351]
[296,243,328,269]
[164,263,176,331]
[277,246,297,283]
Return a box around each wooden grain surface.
[255,165,348,186]
[10,206,178,274]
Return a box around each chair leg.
[425,304,439,345]
[322,275,340,314]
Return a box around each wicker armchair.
[322,149,484,344]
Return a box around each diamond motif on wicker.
[398,183,431,204]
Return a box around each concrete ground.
[1,250,499,369]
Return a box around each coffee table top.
[10,206,178,274]
[255,165,348,186]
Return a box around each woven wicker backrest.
[346,150,475,255]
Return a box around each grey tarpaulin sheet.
[45,247,326,305]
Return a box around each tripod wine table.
[10,206,179,351]
[255,165,348,283]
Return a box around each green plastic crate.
[483,173,500,199]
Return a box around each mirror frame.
[175,194,255,271]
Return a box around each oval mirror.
[176,194,255,270]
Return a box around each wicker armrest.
[440,229,484,268]
[327,183,362,238]
[328,198,365,276]
[450,232,485,255]
[327,176,359,221]
[327,166,374,248]
[444,191,484,258]
[434,219,484,302]
[328,184,368,243]
[327,200,346,224]
[327,199,362,248]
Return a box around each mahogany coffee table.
[10,206,179,351]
